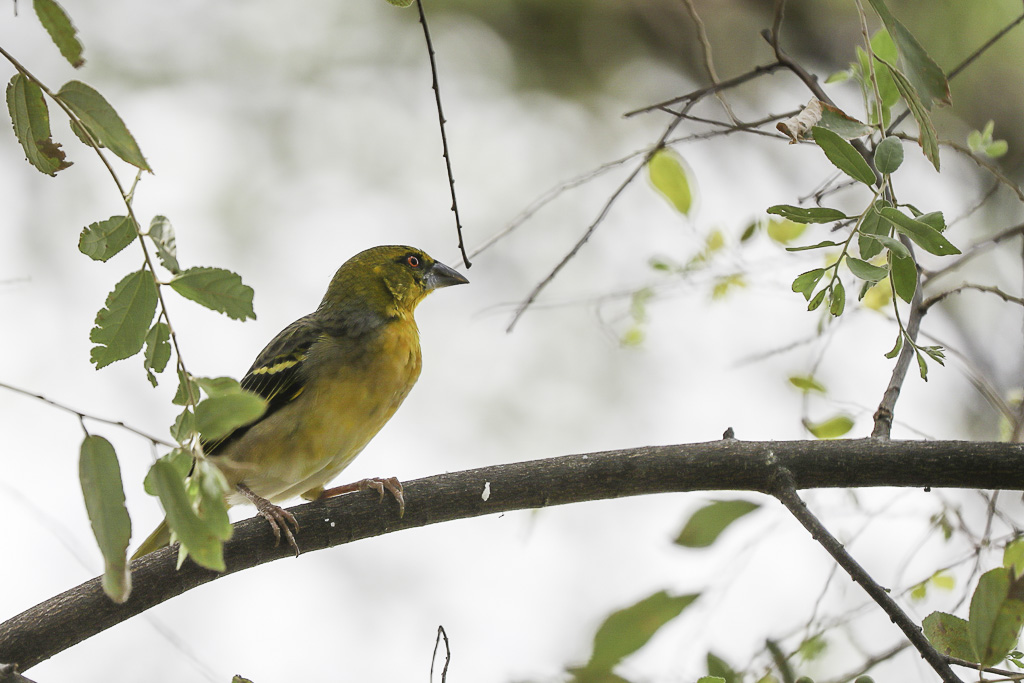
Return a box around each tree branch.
[3,438,1024,672]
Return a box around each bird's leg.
[319,477,405,517]
[236,483,301,557]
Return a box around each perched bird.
[133,245,468,559]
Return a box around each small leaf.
[90,269,159,368]
[791,268,826,300]
[766,219,806,245]
[80,435,132,603]
[767,205,847,224]
[869,233,910,260]
[148,215,180,274]
[33,0,84,68]
[889,251,918,304]
[56,80,151,171]
[173,369,200,406]
[846,257,889,282]
[648,149,694,216]
[866,0,951,107]
[811,126,876,186]
[969,568,1024,667]
[195,392,267,441]
[195,375,245,398]
[873,136,904,174]
[1005,538,1024,578]
[384,0,415,6]
[881,207,960,256]
[923,612,975,662]
[880,60,940,170]
[829,279,846,316]
[789,375,826,393]
[169,409,196,444]
[78,215,135,262]
[6,74,71,176]
[807,288,828,311]
[169,267,256,321]
[804,414,854,439]
[697,678,726,683]
[706,653,738,683]
[917,211,945,233]
[145,457,227,572]
[143,321,171,387]
[189,459,233,540]
[584,591,699,672]
[916,349,929,381]
[786,240,842,252]
[884,332,904,359]
[858,200,892,260]
[674,500,760,548]
[144,447,192,495]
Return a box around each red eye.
[406,255,421,268]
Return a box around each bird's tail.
[131,519,172,561]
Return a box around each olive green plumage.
[132,245,468,559]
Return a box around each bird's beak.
[425,260,470,290]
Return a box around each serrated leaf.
[812,126,876,186]
[80,435,132,603]
[143,321,171,387]
[969,568,1024,667]
[169,267,255,321]
[880,60,940,170]
[766,218,806,245]
[6,74,71,176]
[78,215,135,262]
[675,500,760,548]
[173,369,200,406]
[791,268,826,300]
[584,591,699,672]
[56,80,150,171]
[90,269,159,368]
[830,280,846,316]
[881,208,960,256]
[846,257,889,282]
[648,149,693,216]
[873,136,904,174]
[866,0,950,107]
[767,205,847,224]
[34,0,84,68]
[789,375,827,393]
[148,215,180,274]
[804,414,854,439]
[145,457,227,572]
[195,392,267,441]
[923,612,975,661]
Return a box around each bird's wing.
[204,315,324,455]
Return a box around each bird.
[132,245,469,559]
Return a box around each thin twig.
[925,222,1024,283]
[946,655,1024,680]
[921,283,1024,312]
[679,0,737,124]
[623,62,786,118]
[770,466,963,683]
[415,0,471,269]
[430,625,451,683]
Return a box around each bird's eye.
[405,255,421,268]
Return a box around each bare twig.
[679,0,737,124]
[925,222,1024,283]
[415,0,471,269]
[623,62,786,118]
[921,283,1024,312]
[430,625,451,683]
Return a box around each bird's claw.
[237,483,301,557]
[320,476,405,517]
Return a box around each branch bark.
[2,438,1023,673]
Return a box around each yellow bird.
[133,245,468,559]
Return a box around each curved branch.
[3,438,1024,672]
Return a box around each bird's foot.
[236,483,301,557]
[319,476,405,517]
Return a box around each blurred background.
[2,0,1023,681]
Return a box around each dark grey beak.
[425,260,470,290]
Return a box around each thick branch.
[3,438,1024,672]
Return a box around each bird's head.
[320,245,469,320]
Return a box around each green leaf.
[785,240,842,252]
[858,200,892,260]
[195,375,245,398]
[78,215,135,262]
[830,279,846,316]
[890,251,917,303]
[169,408,196,444]
[195,392,267,441]
[866,0,950,107]
[143,322,171,387]
[148,215,180,274]
[970,568,1024,667]
[173,369,200,406]
[789,375,826,393]
[674,500,760,548]
[146,457,227,572]
[791,269,826,300]
[884,332,903,359]
[6,74,71,176]
[924,612,974,661]
[766,219,806,245]
[873,136,904,174]
[880,60,940,170]
[189,459,233,540]
[916,350,930,381]
[169,267,256,321]
[917,211,945,233]
[880,208,960,256]
[584,591,699,672]
[697,678,726,683]
[90,269,159,368]
[804,414,854,439]
[869,233,910,260]
[1005,538,1024,578]
[648,149,693,216]
[817,102,872,139]
[846,257,889,282]
[56,80,151,171]
[870,27,898,64]
[811,126,876,186]
[144,447,192,495]
[767,205,847,224]
[79,435,132,603]
[807,288,827,311]
[384,0,414,6]
[706,653,738,683]
[33,0,84,68]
